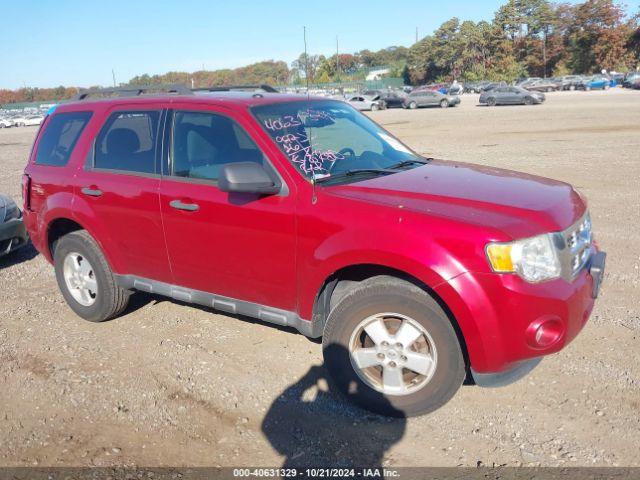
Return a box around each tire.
[487,97,496,106]
[371,103,379,111]
[322,276,465,417]
[604,84,610,90]
[524,96,534,105]
[53,230,130,322]
[585,86,591,91]
[408,101,417,110]
[569,85,576,91]
[439,99,449,108]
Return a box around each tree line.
[1,0,638,105]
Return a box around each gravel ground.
[0,89,638,468]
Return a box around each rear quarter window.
[35,111,92,166]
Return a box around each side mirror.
[218,162,280,195]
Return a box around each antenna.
[304,26,318,205]
[112,69,117,87]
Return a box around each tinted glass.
[35,112,92,167]
[94,111,160,173]
[171,111,266,181]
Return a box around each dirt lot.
[1,89,639,468]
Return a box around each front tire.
[322,276,465,417]
[439,99,449,108]
[487,97,496,106]
[371,103,379,111]
[524,96,534,105]
[54,230,130,322]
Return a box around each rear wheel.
[371,103,380,111]
[487,97,496,106]
[439,99,449,108]
[53,230,130,322]
[569,85,576,91]
[322,276,465,417]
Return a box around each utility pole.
[336,35,340,82]
[542,30,547,78]
[112,69,116,87]
[415,27,418,43]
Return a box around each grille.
[558,213,592,279]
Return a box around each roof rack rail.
[73,84,192,101]
[193,84,279,93]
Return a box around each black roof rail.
[73,84,192,101]
[193,84,280,93]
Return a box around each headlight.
[486,233,561,283]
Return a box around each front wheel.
[439,99,449,108]
[408,101,418,109]
[54,230,130,322]
[524,96,534,105]
[322,276,465,417]
[486,97,496,106]
[569,85,576,91]
[371,103,379,111]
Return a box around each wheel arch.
[310,263,471,375]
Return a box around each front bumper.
[0,216,29,257]
[435,249,606,382]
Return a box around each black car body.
[0,194,28,257]
[366,90,406,109]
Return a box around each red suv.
[22,86,606,417]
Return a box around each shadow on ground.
[0,241,38,270]
[261,344,406,468]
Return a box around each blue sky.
[1,0,638,89]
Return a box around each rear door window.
[94,110,161,174]
[35,112,92,166]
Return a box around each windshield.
[252,100,422,184]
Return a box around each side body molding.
[114,274,323,338]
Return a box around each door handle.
[170,199,199,211]
[81,187,103,197]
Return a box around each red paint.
[23,93,602,376]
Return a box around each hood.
[325,160,586,239]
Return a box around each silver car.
[345,95,381,111]
[479,86,545,106]
[403,90,461,109]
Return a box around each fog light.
[526,317,564,349]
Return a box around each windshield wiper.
[315,168,398,184]
[388,157,433,169]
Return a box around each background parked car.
[447,83,464,95]
[365,90,406,109]
[480,81,507,92]
[403,90,461,109]
[578,75,610,91]
[622,72,640,88]
[560,75,584,90]
[0,119,15,128]
[0,194,28,257]
[345,95,382,111]
[479,86,545,106]
[524,79,560,92]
